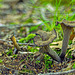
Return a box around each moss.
[35,60,40,64]
[44,54,52,69]
[72,63,75,69]
[7,49,13,56]
[12,54,17,58]
[19,34,36,43]
[28,46,39,52]
[0,59,3,63]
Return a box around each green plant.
[0,59,3,63]
[29,25,39,32]
[12,54,17,58]
[23,65,26,68]
[19,69,33,74]
[0,0,2,2]
[28,46,39,52]
[7,49,13,56]
[39,17,52,31]
[35,60,40,64]
[19,33,36,43]
[44,54,52,69]
[72,63,75,69]
[0,3,2,7]
[68,0,75,6]
[20,59,25,62]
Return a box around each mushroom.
[56,19,75,60]
[33,30,61,62]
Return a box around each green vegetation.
[29,25,39,32]
[14,0,75,70]
[44,54,52,69]
[19,33,36,43]
[28,46,39,52]
[20,59,25,63]
[35,60,40,64]
[12,54,17,58]
[7,49,13,56]
[0,0,75,74]
[0,59,3,63]
[72,63,75,69]
[19,69,33,74]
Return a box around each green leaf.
[72,63,75,69]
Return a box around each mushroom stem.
[60,25,73,60]
[40,45,61,62]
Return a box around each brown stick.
[10,35,21,51]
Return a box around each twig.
[65,48,74,57]
[10,35,21,51]
[38,69,75,75]
[18,51,35,54]
[0,39,35,46]
[18,43,35,46]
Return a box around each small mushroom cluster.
[33,30,61,62]
[34,19,75,62]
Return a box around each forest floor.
[0,0,75,75]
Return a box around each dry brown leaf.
[51,41,62,49]
[65,48,74,57]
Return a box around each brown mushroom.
[34,30,61,62]
[56,19,75,60]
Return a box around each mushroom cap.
[33,30,57,47]
[56,19,75,27]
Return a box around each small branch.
[18,51,35,54]
[10,35,21,51]
[18,43,35,46]
[38,69,75,75]
[0,39,35,46]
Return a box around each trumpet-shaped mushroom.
[56,19,75,60]
[33,30,61,62]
